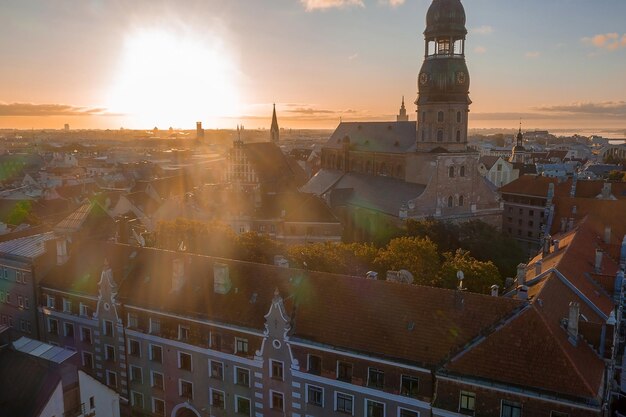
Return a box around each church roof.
[324,121,417,154]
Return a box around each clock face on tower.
[456,71,466,85]
[419,72,429,86]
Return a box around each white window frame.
[235,337,248,354]
[270,359,284,381]
[152,397,165,416]
[48,317,58,334]
[178,378,193,400]
[128,338,141,357]
[500,400,522,417]
[131,390,144,408]
[307,353,322,373]
[79,302,89,317]
[400,374,420,398]
[234,395,251,416]
[149,317,161,334]
[335,391,355,415]
[81,326,92,344]
[305,383,324,407]
[46,295,55,309]
[130,365,143,383]
[209,359,224,380]
[24,297,30,310]
[367,367,384,389]
[63,298,71,313]
[151,371,165,390]
[234,366,250,387]
[63,322,74,337]
[364,399,386,417]
[270,390,285,411]
[106,370,118,387]
[104,344,115,361]
[103,319,113,336]
[397,408,420,417]
[128,312,138,328]
[210,388,226,409]
[459,390,476,414]
[149,344,163,363]
[178,324,190,340]
[82,351,94,368]
[178,351,192,371]
[17,295,24,309]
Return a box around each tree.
[607,170,626,182]
[374,237,440,286]
[153,219,237,258]
[6,200,36,225]
[439,249,502,294]
[287,242,377,276]
[405,218,460,253]
[236,232,285,264]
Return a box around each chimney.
[56,238,68,265]
[567,301,580,345]
[517,285,528,300]
[171,258,185,292]
[614,270,625,305]
[214,263,231,294]
[273,255,289,268]
[553,240,560,252]
[490,285,499,297]
[542,234,552,258]
[601,182,612,199]
[560,217,567,233]
[517,263,527,285]
[567,217,575,231]
[534,260,542,276]
[604,226,612,244]
[595,249,603,273]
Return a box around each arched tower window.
[457,111,461,123]
[437,130,444,142]
[448,166,455,178]
[460,166,466,177]
[447,196,453,207]
[459,195,464,207]
[456,130,461,142]
[438,111,444,123]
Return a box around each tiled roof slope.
[444,305,604,401]
[41,241,522,368]
[324,121,417,154]
[499,175,626,199]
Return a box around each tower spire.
[270,103,279,143]
[397,96,409,122]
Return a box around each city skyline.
[1,0,625,132]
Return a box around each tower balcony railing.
[426,53,465,59]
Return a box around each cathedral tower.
[397,96,409,122]
[270,103,279,143]
[416,0,471,152]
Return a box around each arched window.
[438,111,444,123]
[459,195,464,207]
[460,166,466,177]
[448,196,454,207]
[456,130,461,142]
[437,130,444,142]
[449,166,455,178]
[457,111,461,123]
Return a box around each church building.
[302,0,502,241]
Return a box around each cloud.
[379,0,405,7]
[534,101,626,117]
[348,52,359,60]
[582,33,626,51]
[525,51,541,59]
[471,25,494,35]
[0,102,110,117]
[300,0,364,11]
[474,46,487,54]
[285,107,337,115]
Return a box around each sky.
[1,0,625,133]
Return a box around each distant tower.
[64,124,70,131]
[196,121,204,139]
[416,0,471,152]
[397,96,409,122]
[270,104,279,143]
[510,121,528,163]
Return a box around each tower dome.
[425,0,467,38]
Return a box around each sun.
[106,28,240,129]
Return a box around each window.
[48,318,59,335]
[106,370,117,388]
[308,354,322,375]
[105,345,115,362]
[178,325,189,341]
[271,391,284,411]
[236,396,251,416]
[438,111,444,122]
[367,368,384,389]
[79,303,89,317]
[81,327,92,344]
[235,338,248,354]
[47,295,55,309]
[366,399,385,417]
[550,412,569,417]
[210,360,224,380]
[449,166,455,178]
[128,313,138,328]
[448,196,454,208]
[24,297,30,310]
[64,322,74,338]
[82,352,94,369]
[179,379,193,399]
[150,345,163,363]
[16,271,23,283]
[501,400,521,417]
[211,389,225,409]
[456,130,461,142]
[178,351,192,371]
[235,367,250,387]
[457,111,462,123]
[459,195,465,207]
[63,298,71,313]
[130,366,142,383]
[497,164,503,171]
[103,320,113,336]
[89,396,95,409]
[459,391,475,414]
[307,385,323,407]
[460,166,466,177]
[131,391,144,408]
[401,375,419,398]
[400,409,419,417]
[153,398,165,416]
[151,371,164,390]
[437,130,444,142]
[529,210,534,216]
[128,339,140,357]
[149,318,161,334]
[271,360,284,380]
[336,392,353,414]
[210,332,222,350]
[337,361,353,382]
[528,221,534,227]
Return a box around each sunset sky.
[1,0,625,132]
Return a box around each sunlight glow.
[106,28,240,129]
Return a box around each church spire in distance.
[270,103,279,143]
[397,96,409,122]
